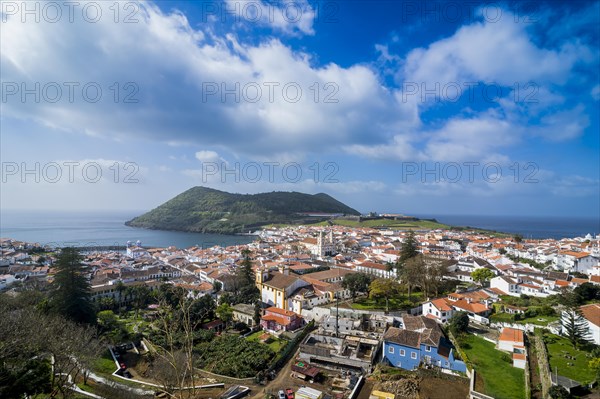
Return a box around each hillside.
[125,186,360,234]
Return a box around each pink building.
[260,307,303,332]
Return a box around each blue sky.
[1,0,599,217]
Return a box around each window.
[411,352,417,359]
[400,349,405,356]
[425,346,431,352]
[388,346,394,354]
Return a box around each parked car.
[285,388,294,399]
[278,390,286,399]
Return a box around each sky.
[1,0,599,217]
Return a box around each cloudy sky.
[1,0,599,217]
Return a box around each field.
[543,333,597,384]
[323,218,450,230]
[458,334,525,399]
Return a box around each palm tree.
[115,281,125,315]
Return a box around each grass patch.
[458,334,525,399]
[326,218,450,230]
[543,333,596,384]
[246,331,287,352]
[93,350,117,375]
[490,313,559,326]
[351,293,423,311]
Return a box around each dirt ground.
[418,374,469,399]
[370,367,469,399]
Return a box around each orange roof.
[452,299,489,314]
[513,353,526,360]
[570,278,587,285]
[487,287,508,295]
[499,328,524,344]
[560,251,591,259]
[580,303,600,327]
[430,298,452,311]
[265,307,297,317]
[555,280,569,287]
[261,314,291,326]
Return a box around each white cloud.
[195,150,224,163]
[399,12,586,88]
[0,1,418,158]
[224,0,316,36]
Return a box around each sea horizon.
[1,209,598,248]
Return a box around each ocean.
[0,210,255,249]
[417,214,600,240]
[1,211,598,249]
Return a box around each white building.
[577,303,600,345]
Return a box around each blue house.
[382,315,466,373]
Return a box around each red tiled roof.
[261,314,291,326]
[499,327,524,344]
[580,303,600,327]
[265,307,297,317]
[430,298,452,311]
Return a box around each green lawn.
[324,218,450,230]
[490,312,559,326]
[351,293,423,311]
[93,350,117,375]
[543,333,597,384]
[458,334,525,399]
[246,331,287,352]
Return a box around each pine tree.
[395,231,419,281]
[561,291,590,349]
[399,231,419,262]
[562,307,590,349]
[49,248,96,324]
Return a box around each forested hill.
[125,186,360,234]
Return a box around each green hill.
[125,186,360,234]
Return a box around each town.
[1,223,599,399]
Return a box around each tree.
[216,303,233,326]
[342,272,372,298]
[561,292,590,349]
[393,231,419,278]
[214,280,222,292]
[253,300,262,326]
[0,293,102,398]
[132,285,151,319]
[419,256,447,298]
[471,268,495,286]
[574,282,600,302]
[115,280,126,314]
[369,278,401,312]
[97,310,129,344]
[513,234,523,243]
[403,255,423,298]
[589,357,600,382]
[561,307,590,349]
[399,231,419,262]
[240,249,254,286]
[98,296,117,310]
[190,294,216,324]
[548,385,572,399]
[48,247,96,324]
[448,311,469,336]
